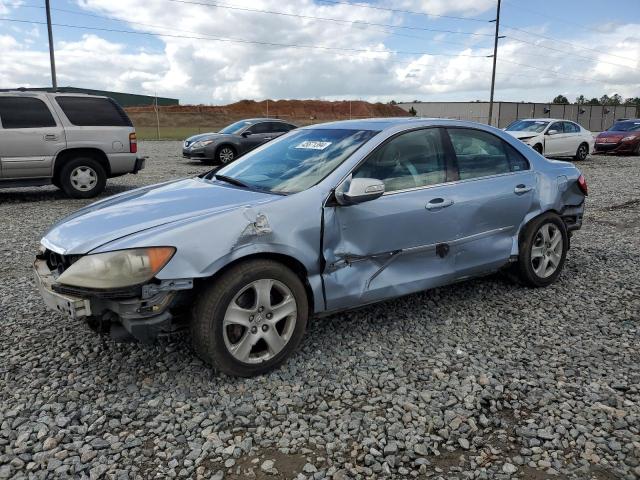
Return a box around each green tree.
[408,106,417,116]
[552,94,569,104]
[388,100,397,105]
[610,93,623,105]
[599,94,611,105]
[575,94,586,104]
[587,97,600,105]
[624,97,640,105]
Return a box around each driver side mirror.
[242,131,253,137]
[547,129,558,135]
[335,176,385,206]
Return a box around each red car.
[594,119,640,155]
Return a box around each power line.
[0,18,490,58]
[497,58,596,83]
[16,4,493,51]
[165,0,495,37]
[315,0,492,23]
[501,24,638,63]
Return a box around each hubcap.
[223,279,297,364]
[219,148,234,163]
[70,166,98,191]
[579,145,587,159]
[531,223,563,278]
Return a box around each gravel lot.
[1,141,639,480]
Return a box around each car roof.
[516,118,571,123]
[242,118,293,123]
[300,117,508,131]
[0,90,108,99]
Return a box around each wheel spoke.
[223,303,253,327]
[253,279,273,309]
[271,296,296,323]
[541,224,551,243]
[531,245,544,259]
[262,328,286,355]
[550,231,562,252]
[230,332,254,362]
[549,251,561,267]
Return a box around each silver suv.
[0,91,145,198]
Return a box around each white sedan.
[505,118,594,161]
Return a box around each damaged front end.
[34,249,193,343]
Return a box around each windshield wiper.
[214,174,251,189]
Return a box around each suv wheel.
[59,157,107,199]
[191,259,308,377]
[516,213,568,287]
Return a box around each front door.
[444,127,535,279]
[322,127,458,311]
[0,96,65,179]
[544,121,570,156]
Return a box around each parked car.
[35,118,587,376]
[505,118,594,161]
[182,118,297,164]
[594,119,640,155]
[0,91,144,198]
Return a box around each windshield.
[506,120,550,133]
[608,121,640,132]
[215,128,379,194]
[219,120,253,135]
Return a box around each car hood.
[185,133,235,145]
[506,131,540,139]
[41,178,276,255]
[597,131,628,140]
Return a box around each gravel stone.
[0,146,638,479]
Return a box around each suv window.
[55,96,132,127]
[270,122,293,133]
[0,97,56,129]
[549,122,564,133]
[447,128,528,180]
[563,121,579,133]
[354,128,447,192]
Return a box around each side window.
[447,128,522,180]
[353,128,447,193]
[0,97,56,129]
[564,122,579,133]
[55,96,132,127]
[249,122,270,134]
[269,122,290,133]
[549,122,564,133]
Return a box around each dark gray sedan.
[182,118,297,164]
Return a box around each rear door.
[0,96,65,179]
[444,127,535,279]
[242,122,273,151]
[562,121,581,154]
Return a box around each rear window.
[55,96,132,127]
[0,97,56,129]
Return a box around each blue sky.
[0,0,638,104]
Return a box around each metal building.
[398,101,639,131]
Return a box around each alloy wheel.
[578,144,588,160]
[70,166,98,191]
[531,223,563,278]
[222,279,297,364]
[219,147,234,164]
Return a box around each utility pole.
[45,0,57,90]
[487,0,502,126]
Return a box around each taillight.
[129,132,137,153]
[577,174,588,196]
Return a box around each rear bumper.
[132,156,146,174]
[33,258,191,343]
[561,202,585,232]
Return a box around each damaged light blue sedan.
[35,118,587,376]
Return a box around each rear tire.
[574,142,589,161]
[190,259,308,377]
[516,213,568,288]
[58,157,107,199]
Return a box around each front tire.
[516,213,568,287]
[58,157,107,199]
[191,260,308,377]
[574,142,589,161]
[533,144,543,155]
[216,145,236,164]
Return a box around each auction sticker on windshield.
[295,141,332,150]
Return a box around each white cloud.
[0,0,638,104]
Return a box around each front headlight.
[192,140,214,148]
[622,136,636,142]
[57,247,176,289]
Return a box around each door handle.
[263,137,273,140]
[44,134,58,141]
[425,198,454,210]
[514,184,533,194]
